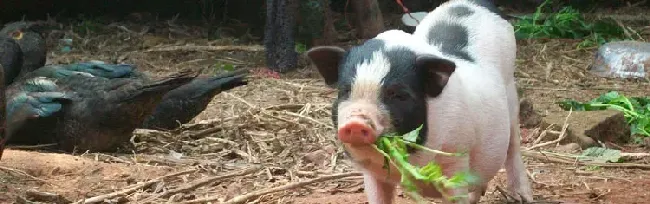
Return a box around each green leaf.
[579,147,622,163]
[373,125,478,202]
[403,124,423,143]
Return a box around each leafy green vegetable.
[513,0,634,48]
[579,147,622,163]
[373,125,477,202]
[557,91,650,139]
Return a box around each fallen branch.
[181,172,363,204]
[526,109,572,151]
[141,165,261,202]
[522,150,650,170]
[74,169,197,204]
[145,45,264,53]
[621,152,650,159]
[0,166,51,184]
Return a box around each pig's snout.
[338,116,378,145]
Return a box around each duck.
[142,69,249,130]
[5,64,199,152]
[0,21,47,78]
[0,36,23,85]
[4,77,73,146]
[0,64,6,160]
[19,60,251,131]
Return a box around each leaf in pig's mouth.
[373,124,476,202]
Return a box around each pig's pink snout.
[337,119,377,145]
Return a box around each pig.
[306,0,533,203]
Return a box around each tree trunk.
[350,0,385,39]
[264,0,299,73]
[314,0,338,46]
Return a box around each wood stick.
[73,169,196,204]
[526,110,572,151]
[181,172,362,204]
[145,45,264,53]
[522,150,650,170]
[141,165,261,202]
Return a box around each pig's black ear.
[306,46,346,87]
[416,55,456,97]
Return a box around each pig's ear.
[415,55,456,97]
[306,46,346,87]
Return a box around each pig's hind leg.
[504,81,534,202]
[363,172,396,204]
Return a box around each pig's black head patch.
[307,39,456,146]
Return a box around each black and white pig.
[306,0,533,203]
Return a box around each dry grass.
[0,11,649,204]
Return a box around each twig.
[182,172,362,204]
[140,165,261,202]
[522,150,650,170]
[145,45,264,53]
[73,169,197,204]
[279,111,334,129]
[526,109,572,151]
[0,166,50,184]
[621,152,650,158]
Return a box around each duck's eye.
[11,31,23,40]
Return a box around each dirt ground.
[1,10,650,204]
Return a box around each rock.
[540,110,630,149]
[519,98,542,128]
[589,40,650,79]
[303,149,330,166]
[554,143,582,153]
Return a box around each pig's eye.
[384,88,409,101]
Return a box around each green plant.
[557,91,650,141]
[374,125,478,202]
[295,42,307,54]
[513,0,630,48]
[214,62,235,72]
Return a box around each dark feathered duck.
[4,77,73,146]
[53,70,198,152]
[0,36,23,85]
[16,60,139,81]
[0,64,6,160]
[20,61,251,131]
[0,21,47,77]
[5,63,199,152]
[142,69,249,130]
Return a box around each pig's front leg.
[364,172,396,204]
[505,81,534,202]
[440,157,471,204]
[468,184,487,204]
[505,124,534,202]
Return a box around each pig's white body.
[412,0,517,83]
[345,1,532,203]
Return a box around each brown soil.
[1,10,650,204]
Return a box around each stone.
[303,149,330,166]
[540,110,630,149]
[519,98,542,128]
